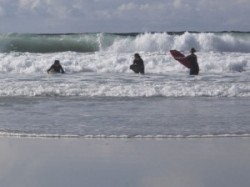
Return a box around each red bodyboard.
[170,50,191,69]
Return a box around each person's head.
[190,48,196,54]
[54,60,60,66]
[134,53,141,59]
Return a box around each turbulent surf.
[0,31,250,138]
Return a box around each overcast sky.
[0,0,250,33]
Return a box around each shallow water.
[0,96,249,137]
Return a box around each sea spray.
[1,32,250,53]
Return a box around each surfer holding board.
[170,48,199,75]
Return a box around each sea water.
[0,31,250,138]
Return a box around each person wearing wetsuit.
[186,48,199,75]
[130,53,145,74]
[47,60,65,73]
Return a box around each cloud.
[173,0,181,9]
[238,0,248,3]
[19,0,41,9]
[117,2,136,11]
[117,2,165,12]
[17,0,68,18]
[0,0,250,33]
[109,1,167,22]
[0,5,4,16]
[95,2,166,20]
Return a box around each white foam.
[0,131,249,139]
[1,32,250,53]
[107,32,250,53]
[0,74,250,97]
[0,33,250,98]
[0,50,250,74]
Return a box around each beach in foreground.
[0,137,249,187]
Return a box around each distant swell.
[0,32,250,53]
[0,33,102,53]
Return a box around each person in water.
[186,48,199,75]
[130,53,145,74]
[47,60,65,73]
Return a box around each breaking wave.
[0,32,250,53]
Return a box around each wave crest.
[0,32,250,53]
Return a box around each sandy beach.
[0,137,249,187]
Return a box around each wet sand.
[0,137,250,187]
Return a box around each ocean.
[0,31,250,138]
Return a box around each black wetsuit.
[186,54,199,75]
[47,64,65,73]
[130,58,144,74]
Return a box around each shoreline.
[1,133,250,139]
[1,136,250,187]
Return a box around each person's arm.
[47,65,53,73]
[60,66,65,73]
